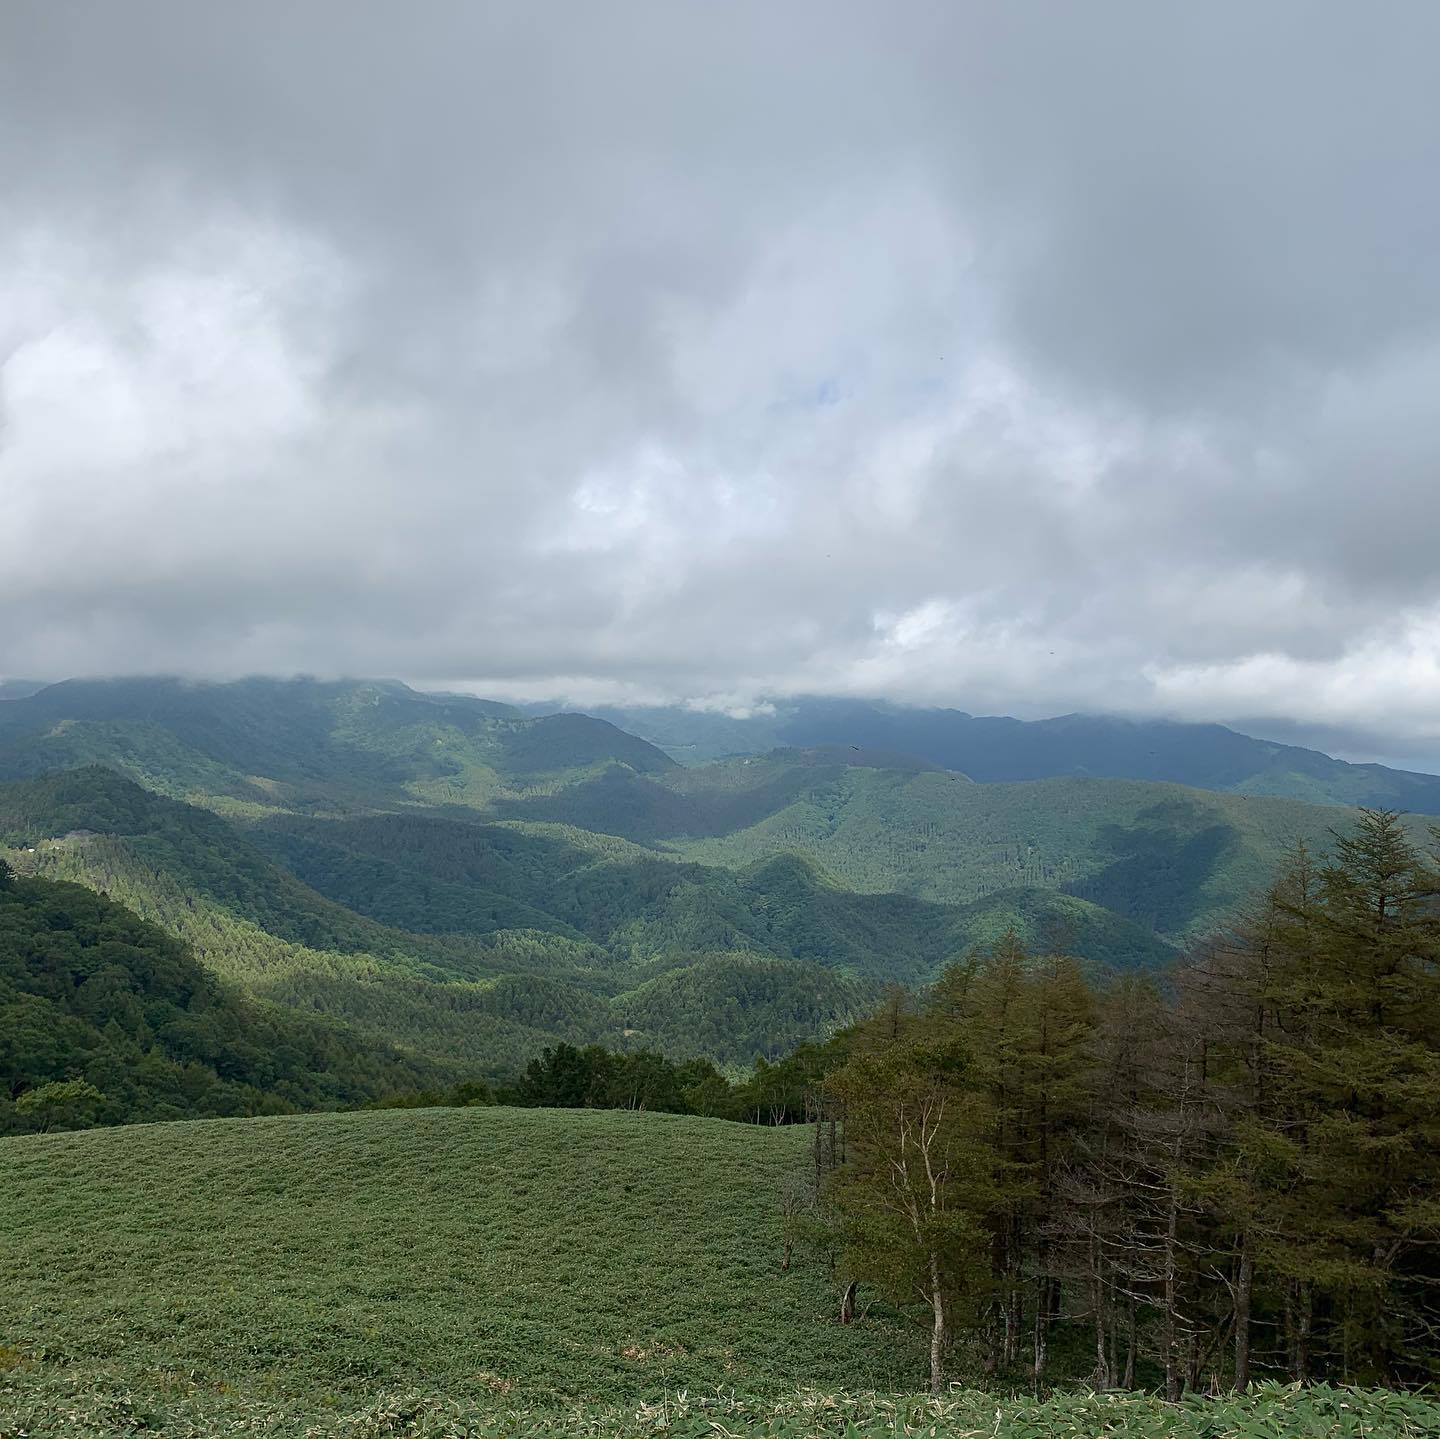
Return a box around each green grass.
[0,1108,918,1403]
[4,1380,1438,1439]
[4,1109,1438,1437]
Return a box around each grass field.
[0,1108,917,1419]
[3,1108,1438,1437]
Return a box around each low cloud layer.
[4,3,1440,762]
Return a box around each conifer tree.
[827,1038,997,1393]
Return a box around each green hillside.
[476,745,1409,948]
[0,677,675,818]
[0,678,1402,957]
[0,772,883,1070]
[0,678,1410,1037]
[667,766,1422,944]
[3,1108,1436,1438]
[0,1107,918,1406]
[0,869,428,1132]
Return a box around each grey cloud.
[3,2,1440,763]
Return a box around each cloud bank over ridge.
[3,2,1440,763]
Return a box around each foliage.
[3,1363,1439,1437]
[819,810,1440,1393]
[13,1077,106,1130]
[0,871,431,1133]
[0,688,1429,1106]
[675,769,1426,945]
[1,677,1411,963]
[828,1040,998,1391]
[0,772,876,1072]
[0,677,672,816]
[370,1077,496,1109]
[491,1038,843,1125]
[0,1107,921,1413]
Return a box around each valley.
[1,677,1419,1086]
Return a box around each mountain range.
[1,675,1432,1095]
[561,696,1440,811]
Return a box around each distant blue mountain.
[559,697,1440,814]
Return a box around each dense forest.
[1,677,1419,953]
[0,859,430,1133]
[811,810,1440,1394]
[0,766,1190,1077]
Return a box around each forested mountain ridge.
[0,863,431,1133]
[0,676,675,817]
[1,677,1425,978]
[2,769,1176,1075]
[566,696,1440,812]
[493,744,1422,945]
[255,810,1177,974]
[659,763,1419,945]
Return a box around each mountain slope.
[255,809,1175,979]
[663,765,1425,944]
[0,869,430,1132]
[575,697,1440,812]
[0,766,1181,1079]
[0,772,904,1067]
[0,679,1389,1022]
[0,677,676,817]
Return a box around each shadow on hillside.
[1061,799,1238,938]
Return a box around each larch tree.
[826,1038,997,1393]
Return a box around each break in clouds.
[3,2,1440,764]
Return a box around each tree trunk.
[839,1280,857,1324]
[1123,1298,1137,1390]
[929,1255,947,1395]
[1163,1187,1182,1400]
[1092,1278,1110,1389]
[1234,1236,1252,1392]
[1293,1281,1311,1384]
[1033,1275,1051,1384]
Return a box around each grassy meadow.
[0,1107,918,1427]
[4,1107,1439,1437]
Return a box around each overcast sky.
[4,3,1440,765]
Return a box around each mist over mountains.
[536,693,1440,810]
[8,676,1439,811]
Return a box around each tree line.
[368,1036,831,1124]
[811,810,1440,1395]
